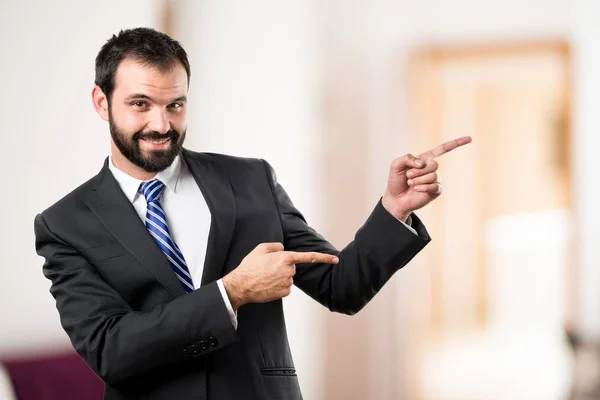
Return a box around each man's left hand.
[382,136,472,222]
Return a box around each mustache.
[133,130,180,141]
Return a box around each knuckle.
[392,154,413,168]
[257,243,268,251]
[282,254,294,265]
[403,153,415,164]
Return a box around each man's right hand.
[222,243,339,310]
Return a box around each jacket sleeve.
[261,159,431,315]
[34,213,239,386]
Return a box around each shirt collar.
[108,154,183,203]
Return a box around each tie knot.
[140,179,165,203]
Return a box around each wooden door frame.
[407,40,573,335]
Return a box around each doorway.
[408,42,573,399]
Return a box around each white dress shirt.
[108,155,238,329]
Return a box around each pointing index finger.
[286,251,339,265]
[419,136,472,161]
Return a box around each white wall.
[0,1,160,356]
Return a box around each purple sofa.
[2,351,104,400]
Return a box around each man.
[34,27,471,400]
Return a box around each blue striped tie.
[140,179,194,293]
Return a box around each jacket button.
[208,337,218,347]
[191,345,199,355]
[200,340,208,351]
[182,348,190,358]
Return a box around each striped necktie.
[139,179,194,293]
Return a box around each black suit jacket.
[34,149,430,400]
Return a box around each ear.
[92,85,109,121]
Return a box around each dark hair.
[95,27,191,104]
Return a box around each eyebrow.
[172,96,187,103]
[124,94,187,103]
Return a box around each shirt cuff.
[217,279,238,330]
[380,199,418,236]
[399,215,418,236]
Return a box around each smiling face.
[92,58,189,179]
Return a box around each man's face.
[108,59,188,173]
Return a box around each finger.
[285,251,340,265]
[406,160,438,179]
[414,183,443,194]
[257,242,285,253]
[418,136,472,161]
[408,171,438,186]
[390,153,425,174]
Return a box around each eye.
[168,102,184,110]
[130,101,148,108]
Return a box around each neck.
[110,141,157,181]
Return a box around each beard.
[109,113,186,173]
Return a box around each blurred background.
[1,0,600,399]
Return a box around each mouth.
[139,137,173,150]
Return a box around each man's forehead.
[114,58,188,94]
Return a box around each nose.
[147,109,170,134]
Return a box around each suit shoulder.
[184,149,267,173]
[187,149,262,166]
[39,172,103,220]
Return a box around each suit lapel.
[85,161,186,298]
[182,149,236,287]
